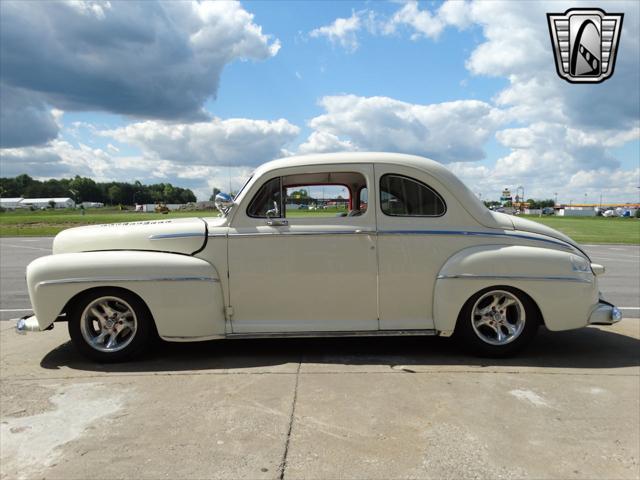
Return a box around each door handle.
[266,219,289,226]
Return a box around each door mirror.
[214,192,234,215]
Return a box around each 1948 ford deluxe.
[17,152,621,361]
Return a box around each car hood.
[53,217,208,255]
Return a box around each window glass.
[247,177,282,217]
[358,187,368,213]
[380,174,446,216]
[285,185,350,217]
[282,171,367,218]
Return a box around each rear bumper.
[588,301,622,326]
[15,315,43,334]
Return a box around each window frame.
[379,173,447,218]
[246,176,284,219]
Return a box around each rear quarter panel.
[434,245,600,334]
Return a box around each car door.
[227,163,379,333]
[375,163,454,330]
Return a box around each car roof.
[255,152,450,177]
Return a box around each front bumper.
[588,301,622,326]
[15,315,42,334]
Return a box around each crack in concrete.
[278,361,301,480]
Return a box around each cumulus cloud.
[384,0,472,39]
[101,118,299,167]
[301,95,504,163]
[0,0,279,143]
[309,11,363,52]
[0,86,59,148]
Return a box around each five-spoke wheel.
[68,288,154,362]
[455,286,539,357]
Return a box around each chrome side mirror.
[214,192,234,215]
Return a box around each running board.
[226,329,438,339]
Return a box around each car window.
[285,184,349,217]
[248,171,368,219]
[282,172,367,218]
[247,177,282,218]
[380,174,446,217]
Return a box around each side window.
[285,184,349,217]
[379,174,446,217]
[358,187,368,213]
[283,172,367,218]
[247,177,282,218]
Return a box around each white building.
[0,197,24,210]
[20,197,76,209]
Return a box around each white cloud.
[102,118,299,167]
[310,11,362,52]
[297,131,355,155]
[301,95,504,163]
[0,0,280,141]
[383,0,472,39]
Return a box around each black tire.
[453,286,540,357]
[68,288,155,362]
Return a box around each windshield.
[234,174,253,200]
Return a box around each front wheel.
[68,288,154,362]
[454,286,540,357]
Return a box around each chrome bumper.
[588,301,622,326]
[15,315,42,334]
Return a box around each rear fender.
[26,251,225,338]
[433,245,599,334]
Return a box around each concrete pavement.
[1,319,639,479]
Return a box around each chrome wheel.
[79,296,138,353]
[471,290,525,346]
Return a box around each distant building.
[81,201,104,208]
[0,197,24,210]
[20,197,76,209]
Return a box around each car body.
[17,152,621,360]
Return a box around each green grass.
[521,215,640,245]
[0,207,214,236]
[2,208,638,244]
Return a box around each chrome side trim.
[38,276,220,286]
[225,329,438,339]
[437,274,591,284]
[228,230,375,237]
[222,228,572,248]
[148,232,203,240]
[378,229,572,249]
[161,334,225,342]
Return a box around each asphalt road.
[1,237,638,320]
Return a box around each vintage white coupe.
[17,152,621,361]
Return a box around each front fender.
[433,245,600,334]
[26,251,226,338]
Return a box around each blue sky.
[1,0,638,202]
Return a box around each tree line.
[0,174,196,205]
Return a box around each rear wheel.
[454,286,540,357]
[68,288,154,362]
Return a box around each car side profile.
[17,152,621,361]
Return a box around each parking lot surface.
[1,237,639,479]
